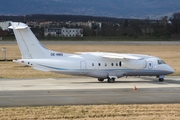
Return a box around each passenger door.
[80,61,86,74]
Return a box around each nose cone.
[167,65,174,74]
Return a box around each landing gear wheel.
[98,78,104,82]
[159,78,164,82]
[107,78,115,83]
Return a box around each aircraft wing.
[76,52,143,60]
[102,53,143,60]
[76,52,146,69]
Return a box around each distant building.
[44,28,61,36]
[0,21,12,31]
[44,27,83,37]
[88,21,102,30]
[61,27,83,37]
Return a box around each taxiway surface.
[0,76,180,107]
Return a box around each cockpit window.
[158,60,166,65]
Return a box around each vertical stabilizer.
[9,22,49,59]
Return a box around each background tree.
[169,12,180,39]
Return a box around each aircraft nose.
[167,66,174,74]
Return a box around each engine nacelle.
[121,60,146,69]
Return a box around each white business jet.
[9,22,174,83]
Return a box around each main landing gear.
[107,78,115,83]
[98,78,104,82]
[98,78,116,83]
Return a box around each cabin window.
[158,60,166,65]
[98,63,101,66]
[119,61,121,67]
[116,63,118,66]
[149,63,152,67]
[111,63,114,66]
[92,63,94,66]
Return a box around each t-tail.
[9,22,71,67]
[9,22,57,59]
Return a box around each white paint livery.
[9,22,174,83]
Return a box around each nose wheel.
[157,75,165,82]
[159,78,164,82]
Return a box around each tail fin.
[9,22,49,59]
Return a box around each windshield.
[157,60,166,65]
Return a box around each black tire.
[159,78,164,82]
[98,78,104,82]
[107,78,115,83]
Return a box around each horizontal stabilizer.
[9,22,28,29]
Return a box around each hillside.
[0,0,180,18]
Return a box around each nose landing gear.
[157,75,165,82]
[159,78,164,82]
